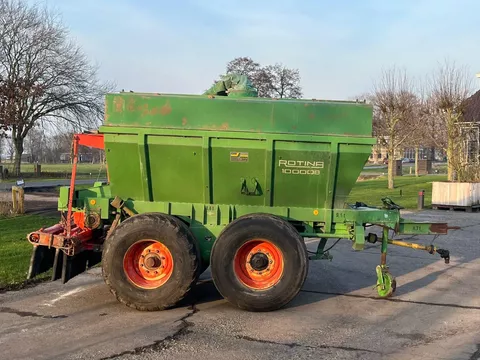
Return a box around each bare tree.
[427,60,474,181]
[0,132,3,162]
[370,67,420,189]
[45,130,73,163]
[251,68,274,98]
[225,57,268,96]
[408,98,438,176]
[403,123,424,177]
[4,137,14,161]
[226,57,261,78]
[24,125,45,162]
[0,0,113,175]
[399,84,438,177]
[224,57,302,98]
[264,63,302,99]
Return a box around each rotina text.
[278,160,324,176]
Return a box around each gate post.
[12,185,25,214]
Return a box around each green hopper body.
[100,93,375,211]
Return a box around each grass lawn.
[363,164,447,176]
[348,174,448,209]
[361,167,386,173]
[2,163,102,173]
[0,214,58,290]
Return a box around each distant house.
[368,139,388,164]
[60,153,70,163]
[463,90,480,123]
[59,152,94,163]
[368,136,442,164]
[368,136,403,164]
[79,153,93,163]
[21,153,33,163]
[461,91,480,164]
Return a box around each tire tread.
[102,213,200,311]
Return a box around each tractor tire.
[174,216,209,275]
[210,213,308,312]
[102,212,201,311]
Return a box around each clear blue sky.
[37,0,480,99]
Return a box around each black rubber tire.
[199,262,210,275]
[102,212,201,311]
[174,216,210,275]
[210,213,308,312]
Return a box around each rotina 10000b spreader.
[26,76,456,312]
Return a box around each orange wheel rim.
[233,239,284,290]
[123,240,174,289]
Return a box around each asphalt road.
[1,210,479,360]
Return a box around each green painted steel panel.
[210,138,267,206]
[333,143,372,208]
[104,93,372,137]
[103,131,373,209]
[147,135,205,203]
[104,134,145,200]
[272,140,331,208]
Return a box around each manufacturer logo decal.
[278,159,324,175]
[230,151,249,162]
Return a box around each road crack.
[470,344,480,360]
[300,289,480,311]
[0,306,67,319]
[99,304,198,359]
[235,335,379,354]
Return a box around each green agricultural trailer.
[27,83,456,312]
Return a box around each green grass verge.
[361,168,385,173]
[0,214,58,290]
[348,175,448,209]
[1,163,102,173]
[363,165,447,176]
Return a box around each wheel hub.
[144,254,162,270]
[233,239,284,290]
[249,252,269,271]
[123,239,174,289]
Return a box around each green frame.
[59,183,446,267]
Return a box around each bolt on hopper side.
[26,76,458,312]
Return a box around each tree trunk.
[13,136,24,177]
[415,146,419,177]
[447,140,454,181]
[446,110,458,182]
[388,144,395,189]
[388,159,394,189]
